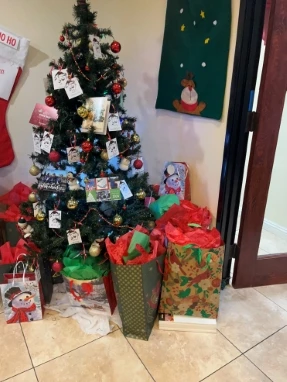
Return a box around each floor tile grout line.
[32,328,120,368]
[216,328,243,353]
[33,368,39,382]
[124,335,156,382]
[243,325,287,355]
[242,354,273,382]
[0,368,34,382]
[199,354,242,382]
[20,323,35,369]
[253,288,287,312]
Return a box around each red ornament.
[112,83,122,95]
[122,204,127,210]
[100,170,106,177]
[49,150,61,163]
[59,35,65,42]
[45,95,55,107]
[85,65,90,71]
[81,139,93,153]
[133,159,143,170]
[110,41,121,54]
[52,261,63,273]
[80,157,86,164]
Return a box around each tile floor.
[1,284,287,381]
[235,228,287,256]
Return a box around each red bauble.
[133,159,143,170]
[112,83,122,95]
[110,41,121,54]
[81,139,93,153]
[85,65,90,71]
[52,261,63,273]
[59,35,65,42]
[49,150,61,163]
[45,95,55,107]
[80,157,86,164]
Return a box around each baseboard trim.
[263,218,287,241]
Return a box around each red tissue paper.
[106,225,165,265]
[0,182,31,206]
[0,239,40,265]
[0,204,32,222]
[165,222,222,248]
[156,200,212,232]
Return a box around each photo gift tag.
[65,77,83,99]
[32,131,41,154]
[119,180,133,199]
[108,113,122,132]
[106,138,119,159]
[67,229,82,245]
[67,147,80,163]
[40,131,54,153]
[49,210,62,229]
[52,69,68,90]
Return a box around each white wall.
[0,0,239,221]
[265,93,287,230]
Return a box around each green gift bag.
[110,253,165,341]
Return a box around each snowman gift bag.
[0,263,44,324]
[159,162,191,200]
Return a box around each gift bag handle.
[12,257,28,286]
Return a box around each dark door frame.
[216,0,267,286]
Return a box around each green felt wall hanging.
[156,0,232,120]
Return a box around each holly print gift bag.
[159,223,224,319]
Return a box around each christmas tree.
[20,0,155,265]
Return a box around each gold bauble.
[88,41,93,50]
[136,189,146,200]
[77,106,89,119]
[67,197,78,210]
[147,221,155,230]
[36,210,46,221]
[113,214,123,226]
[119,78,128,88]
[29,164,41,176]
[131,133,140,144]
[100,150,109,161]
[122,119,129,127]
[28,192,38,203]
[89,242,101,257]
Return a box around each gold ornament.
[131,133,140,144]
[122,119,129,126]
[89,242,101,257]
[36,210,46,221]
[119,78,128,88]
[28,192,38,203]
[136,189,146,200]
[29,164,41,176]
[67,197,78,210]
[100,150,109,161]
[88,41,93,50]
[147,221,155,230]
[77,106,89,119]
[28,263,35,272]
[113,214,123,226]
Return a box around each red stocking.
[0,67,22,168]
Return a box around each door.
[233,0,287,288]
